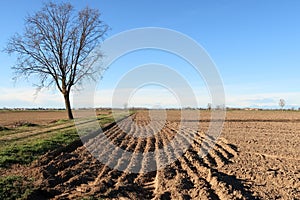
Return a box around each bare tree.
[207,103,212,110]
[5,2,109,119]
[279,99,285,111]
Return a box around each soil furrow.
[31,110,267,199]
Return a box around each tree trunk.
[63,93,74,120]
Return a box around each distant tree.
[291,107,295,111]
[207,103,212,110]
[5,2,109,119]
[215,104,225,110]
[279,99,285,111]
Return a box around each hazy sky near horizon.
[0,1,300,108]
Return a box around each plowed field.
[29,110,300,199]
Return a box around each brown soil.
[0,109,111,128]
[0,111,69,128]
[9,110,300,199]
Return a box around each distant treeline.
[1,107,299,111]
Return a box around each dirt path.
[0,114,113,144]
[0,122,75,142]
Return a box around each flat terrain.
[0,110,69,128]
[0,109,112,128]
[1,110,299,199]
[221,110,300,199]
[21,110,298,200]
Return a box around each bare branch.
[5,2,109,119]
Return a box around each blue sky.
[0,0,300,108]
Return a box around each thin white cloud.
[226,92,300,108]
[0,87,64,108]
[1,86,299,109]
[93,87,210,108]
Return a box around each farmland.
[0,109,299,199]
